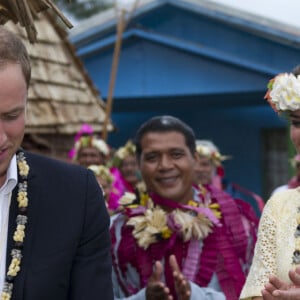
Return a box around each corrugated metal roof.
[4,13,113,135]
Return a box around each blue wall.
[83,39,269,99]
[107,104,287,197]
[71,1,299,199]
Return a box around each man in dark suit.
[0,26,113,299]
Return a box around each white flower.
[196,145,211,157]
[119,192,137,206]
[92,139,109,155]
[173,210,212,242]
[196,145,226,166]
[270,73,300,111]
[115,148,127,160]
[114,140,136,162]
[127,207,169,249]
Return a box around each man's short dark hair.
[135,115,196,159]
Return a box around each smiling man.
[110,115,250,300]
[139,130,194,203]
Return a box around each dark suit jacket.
[6,151,113,300]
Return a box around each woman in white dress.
[240,69,300,300]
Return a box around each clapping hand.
[146,256,191,300]
[146,261,173,300]
[169,255,191,300]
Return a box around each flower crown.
[73,136,109,161]
[112,140,136,167]
[196,145,230,167]
[264,73,300,112]
[88,165,114,184]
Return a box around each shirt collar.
[193,185,200,202]
[0,155,18,195]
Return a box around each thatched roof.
[0,0,72,43]
[3,13,113,135]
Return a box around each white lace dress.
[240,188,300,299]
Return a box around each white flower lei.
[1,151,29,300]
[120,191,221,249]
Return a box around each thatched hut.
[2,11,113,161]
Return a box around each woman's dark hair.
[135,115,196,159]
[292,65,300,77]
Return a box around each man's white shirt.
[0,155,18,293]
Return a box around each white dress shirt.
[0,155,18,293]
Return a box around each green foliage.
[53,0,113,20]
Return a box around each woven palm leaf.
[0,0,72,43]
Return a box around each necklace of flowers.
[1,151,29,300]
[119,188,221,250]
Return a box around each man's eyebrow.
[2,107,25,114]
[143,150,158,155]
[170,147,184,150]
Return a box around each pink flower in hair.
[68,124,95,161]
[74,124,94,142]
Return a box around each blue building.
[70,0,300,200]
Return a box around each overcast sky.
[211,0,300,28]
[70,0,300,29]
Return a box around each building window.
[261,128,289,199]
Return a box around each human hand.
[264,275,289,296]
[146,261,172,300]
[169,255,191,300]
[261,274,295,299]
[288,267,300,287]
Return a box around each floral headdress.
[112,140,136,167]
[73,136,110,162]
[264,73,300,112]
[74,124,94,142]
[68,124,94,160]
[196,140,231,167]
[88,165,114,184]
